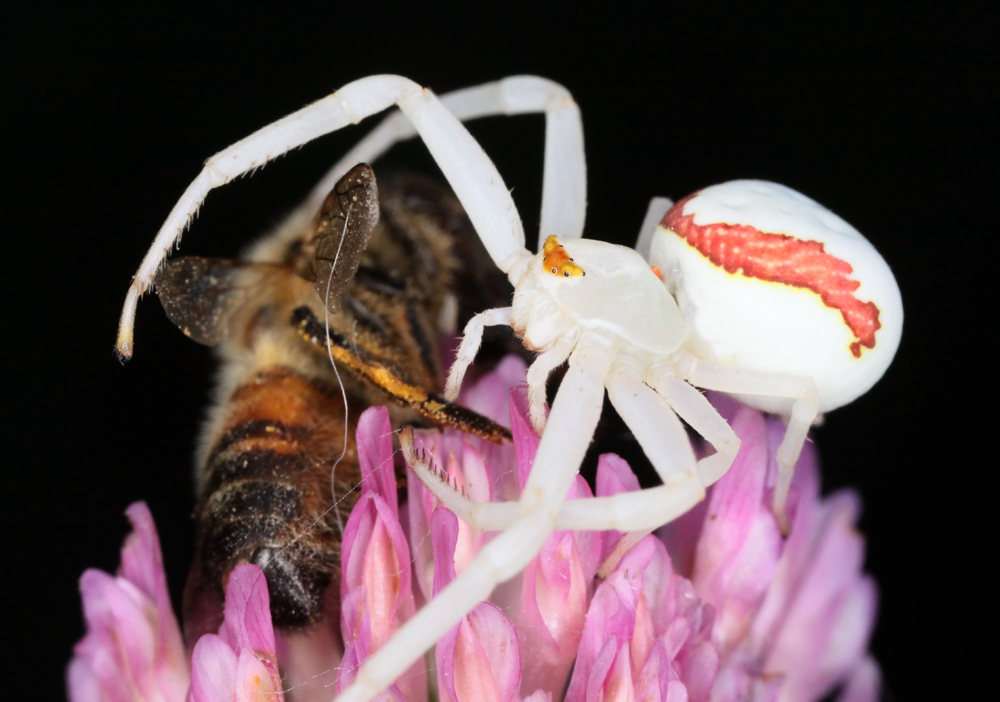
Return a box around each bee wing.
[154,257,277,346]
[313,163,380,314]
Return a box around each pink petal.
[458,355,528,428]
[521,691,553,702]
[339,482,425,702]
[69,503,189,702]
[678,640,717,702]
[339,587,371,655]
[234,648,284,702]
[452,445,491,575]
[406,443,437,601]
[364,495,414,649]
[343,490,413,617]
[119,503,176,639]
[581,638,621,702]
[189,634,238,702]
[656,501,706,580]
[712,505,782,647]
[509,387,540,491]
[595,454,642,565]
[766,492,876,699]
[634,639,690,702]
[604,641,637,702]
[337,587,372,694]
[516,530,587,699]
[221,564,276,657]
[342,494,374,597]
[338,641,362,693]
[836,656,881,702]
[432,507,460,594]
[453,605,522,702]
[633,536,674,639]
[596,454,641,496]
[566,559,644,702]
[77,570,164,701]
[562,476,602,583]
[764,493,873,701]
[406,425,516,601]
[745,429,822,651]
[66,658,104,702]
[357,407,398,515]
[691,407,771,611]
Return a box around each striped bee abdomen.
[191,368,361,629]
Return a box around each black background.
[4,2,993,700]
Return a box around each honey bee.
[154,164,513,638]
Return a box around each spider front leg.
[677,352,820,533]
[118,75,531,356]
[337,331,613,702]
[311,75,587,248]
[444,307,512,401]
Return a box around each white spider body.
[649,180,903,414]
[512,240,683,354]
[117,75,902,702]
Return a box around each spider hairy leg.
[118,75,531,357]
[444,307,513,401]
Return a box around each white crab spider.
[117,75,902,702]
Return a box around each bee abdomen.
[193,369,356,629]
[201,477,337,628]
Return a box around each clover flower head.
[70,358,880,702]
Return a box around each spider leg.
[582,354,706,572]
[336,331,612,702]
[309,76,586,249]
[401,429,516,531]
[634,196,674,262]
[444,307,513,401]
[405,430,716,533]
[525,332,577,433]
[677,352,820,534]
[118,75,531,356]
[646,364,741,486]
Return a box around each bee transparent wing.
[154,258,274,346]
[313,163,380,313]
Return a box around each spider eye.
[551,268,558,274]
[563,271,570,277]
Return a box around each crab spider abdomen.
[514,238,685,355]
[650,180,903,414]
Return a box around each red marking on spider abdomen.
[662,195,881,358]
